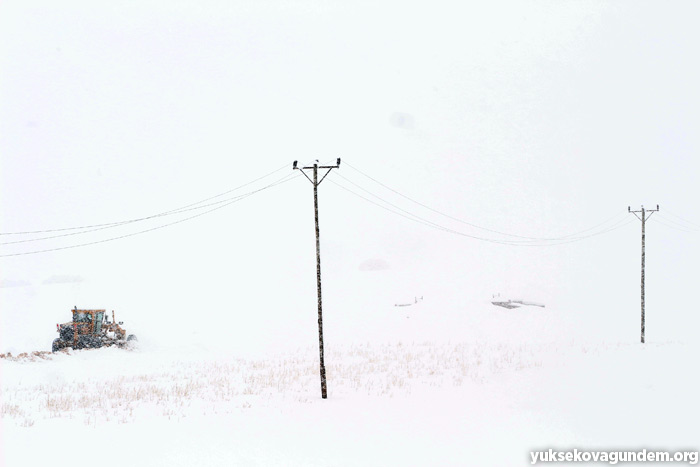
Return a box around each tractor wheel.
[52,339,63,353]
[59,326,74,341]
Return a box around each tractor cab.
[71,308,106,334]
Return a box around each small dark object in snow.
[491,299,545,309]
[394,296,423,307]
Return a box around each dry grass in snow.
[2,340,552,428]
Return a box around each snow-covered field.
[3,0,700,464]
[2,299,698,467]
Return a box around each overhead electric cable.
[1,182,286,245]
[342,161,627,241]
[654,213,700,232]
[333,171,632,244]
[0,172,299,258]
[661,209,700,229]
[0,163,290,236]
[651,216,699,234]
[329,177,633,247]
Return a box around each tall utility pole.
[629,204,659,344]
[293,158,341,399]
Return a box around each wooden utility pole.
[293,158,341,399]
[629,204,659,344]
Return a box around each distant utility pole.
[628,204,659,344]
[293,158,341,399]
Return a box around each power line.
[329,179,515,245]
[328,177,518,245]
[0,163,290,236]
[1,181,289,246]
[329,176,633,247]
[330,173,633,246]
[343,161,627,242]
[0,172,299,258]
[656,213,700,231]
[651,215,699,234]
[336,170,629,244]
[661,209,700,229]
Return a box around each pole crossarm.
[293,159,341,185]
[629,204,659,219]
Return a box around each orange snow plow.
[52,307,137,352]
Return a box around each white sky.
[1,0,699,351]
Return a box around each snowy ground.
[2,301,698,467]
